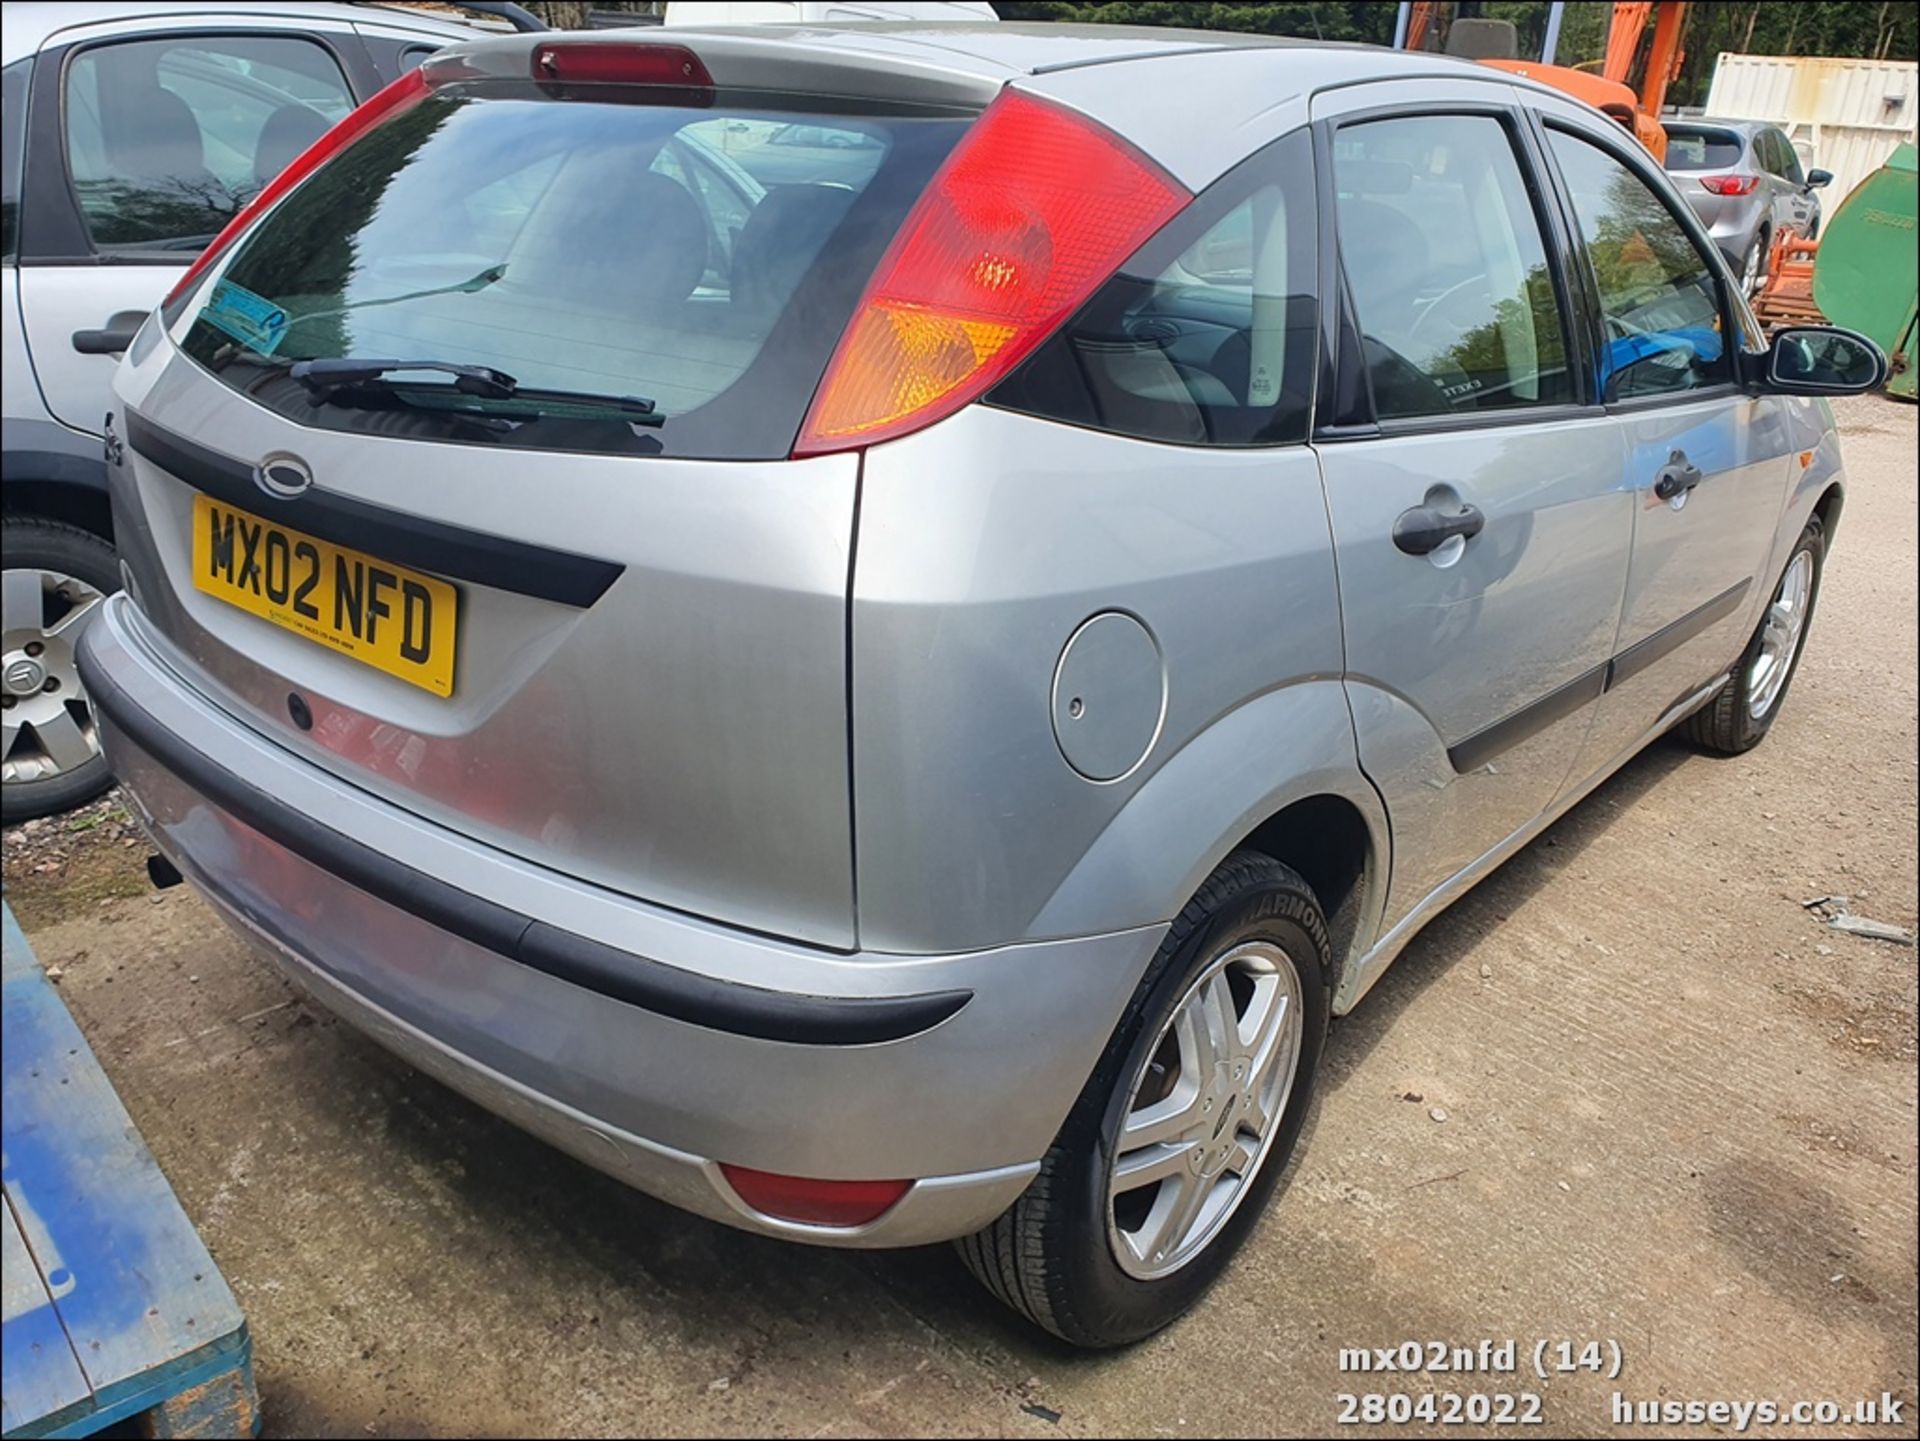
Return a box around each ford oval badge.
[255,453,314,499]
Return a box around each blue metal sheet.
[1,1197,90,1437]
[2,906,250,1439]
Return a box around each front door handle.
[1393,496,1486,556]
[1653,449,1704,502]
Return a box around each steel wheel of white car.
[1107,940,1304,1279]
[1747,548,1813,720]
[2,568,106,784]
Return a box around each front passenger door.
[1542,123,1795,787]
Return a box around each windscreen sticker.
[200,279,288,355]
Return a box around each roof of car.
[2,2,485,66]
[661,20,1382,78]
[431,22,1590,190]
[446,20,1508,102]
[1668,117,1771,135]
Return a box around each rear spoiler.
[426,27,1004,109]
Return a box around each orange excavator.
[1399,1,1690,162]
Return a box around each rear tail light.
[1699,173,1761,197]
[719,1165,910,1228]
[163,68,432,311]
[794,90,1190,456]
[532,40,712,87]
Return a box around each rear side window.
[64,35,355,253]
[1769,130,1805,184]
[2,60,26,260]
[177,84,966,460]
[1546,129,1730,401]
[990,128,1317,448]
[1335,114,1571,422]
[1662,126,1743,172]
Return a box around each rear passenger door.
[1764,128,1817,238]
[1310,83,1633,928]
[13,16,369,435]
[1537,116,1794,784]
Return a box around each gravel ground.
[4,394,1915,1439]
[3,795,147,917]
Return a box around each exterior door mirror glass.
[1767,326,1886,394]
[1806,168,1834,188]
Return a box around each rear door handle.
[72,311,148,356]
[1393,497,1486,556]
[1653,449,1704,502]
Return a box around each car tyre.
[2,515,120,821]
[1684,514,1824,756]
[956,850,1330,1347]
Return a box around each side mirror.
[1765,326,1887,394]
[1806,168,1833,188]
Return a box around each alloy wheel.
[1748,549,1813,721]
[1107,941,1305,1279]
[2,568,106,785]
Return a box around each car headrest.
[731,184,856,314]
[537,166,709,313]
[254,103,331,188]
[1335,196,1429,306]
[105,85,207,185]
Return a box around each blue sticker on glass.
[201,279,288,355]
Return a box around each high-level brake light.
[531,41,713,87]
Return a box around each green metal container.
[1813,143,1918,399]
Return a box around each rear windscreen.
[1662,126,1743,171]
[176,83,967,459]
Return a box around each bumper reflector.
[719,1165,910,1228]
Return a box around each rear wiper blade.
[292,357,518,398]
[289,357,661,423]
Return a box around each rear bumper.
[81,595,1162,1246]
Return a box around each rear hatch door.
[112,55,973,948]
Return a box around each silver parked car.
[0,0,492,820]
[1662,118,1832,294]
[81,25,1885,1346]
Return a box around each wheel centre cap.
[1212,1093,1239,1139]
[1188,1068,1243,1176]
[3,655,46,696]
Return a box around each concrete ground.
[6,396,1916,1439]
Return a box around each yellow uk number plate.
[191,494,458,696]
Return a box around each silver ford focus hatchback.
[81,23,1885,1346]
